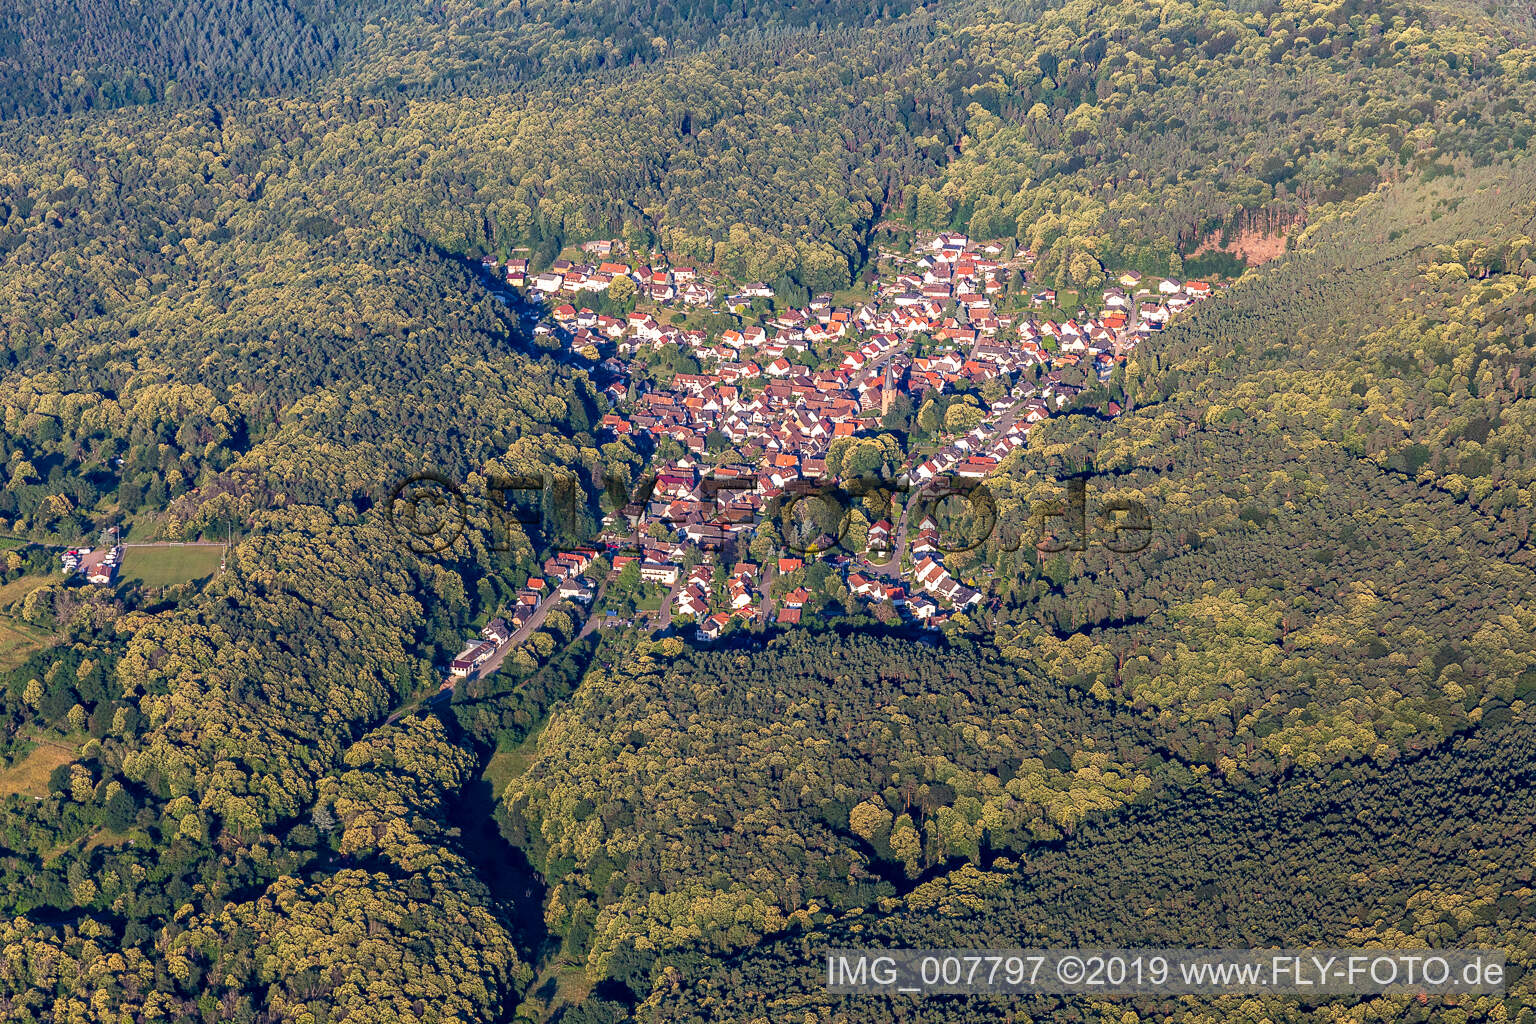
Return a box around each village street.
[471,592,560,681]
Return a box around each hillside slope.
[520,159,1536,1020]
[0,0,1533,1020]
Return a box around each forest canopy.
[0,0,1534,1020]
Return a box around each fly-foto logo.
[382,469,1153,557]
[383,470,586,555]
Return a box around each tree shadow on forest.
[448,772,556,967]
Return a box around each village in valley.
[446,232,1223,685]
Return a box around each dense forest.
[0,0,929,117]
[651,707,1536,1023]
[500,163,1536,1020]
[0,0,1534,1019]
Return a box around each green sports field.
[120,546,224,587]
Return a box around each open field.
[0,618,52,673]
[0,537,25,550]
[0,739,74,799]
[83,829,139,854]
[482,722,547,799]
[520,963,594,1023]
[121,546,223,587]
[0,574,50,614]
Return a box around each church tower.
[880,360,897,418]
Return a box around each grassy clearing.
[0,574,51,614]
[121,545,223,587]
[553,966,593,1007]
[82,828,140,854]
[0,740,74,799]
[0,618,52,673]
[0,536,25,550]
[523,962,594,1022]
[829,284,875,307]
[635,584,664,612]
[0,573,63,672]
[482,721,547,799]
